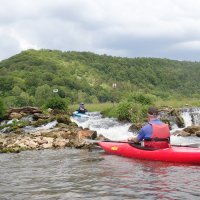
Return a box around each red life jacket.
[144,123,170,149]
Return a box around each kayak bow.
[73,111,89,118]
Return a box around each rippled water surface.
[1,110,200,199]
[0,148,200,200]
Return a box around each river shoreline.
[1,106,200,153]
[0,107,99,153]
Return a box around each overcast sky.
[1,0,200,61]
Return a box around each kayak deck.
[73,111,89,118]
[98,141,200,164]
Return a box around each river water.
[1,110,200,199]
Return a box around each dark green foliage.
[116,93,154,122]
[101,106,118,118]
[116,100,149,123]
[0,76,15,94]
[0,49,200,108]
[117,101,132,121]
[130,104,149,123]
[45,97,67,110]
[0,98,6,118]
[127,93,155,105]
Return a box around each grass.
[69,102,117,113]
[69,98,200,117]
[155,98,200,108]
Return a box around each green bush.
[130,104,148,123]
[127,93,155,105]
[0,98,6,118]
[101,106,118,118]
[115,100,149,123]
[45,97,67,110]
[116,101,132,121]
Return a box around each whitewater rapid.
[70,110,200,145]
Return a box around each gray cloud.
[1,0,200,61]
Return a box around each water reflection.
[0,148,200,200]
[1,109,200,199]
[98,153,200,200]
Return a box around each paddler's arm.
[127,135,140,143]
[128,128,145,143]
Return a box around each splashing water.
[71,112,133,140]
[71,111,200,145]
[180,107,200,126]
[22,120,58,133]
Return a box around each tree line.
[0,49,200,109]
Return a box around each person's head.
[147,107,159,121]
[80,103,84,107]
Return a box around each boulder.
[53,138,69,148]
[78,129,97,140]
[8,112,22,120]
[24,140,38,149]
[183,126,200,135]
[56,115,71,125]
[196,131,200,137]
[9,107,42,114]
[41,137,54,148]
[171,130,191,137]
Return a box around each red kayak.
[98,141,200,164]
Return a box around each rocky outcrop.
[6,107,42,120]
[9,107,42,114]
[0,127,98,153]
[196,131,200,137]
[183,126,200,134]
[128,107,200,138]
[171,130,191,137]
[8,112,23,120]
[159,108,185,128]
[183,126,200,137]
[0,107,97,153]
[171,126,200,137]
[128,107,186,133]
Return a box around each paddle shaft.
[84,139,200,148]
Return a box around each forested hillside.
[0,49,199,107]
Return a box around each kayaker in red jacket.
[128,107,170,149]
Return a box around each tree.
[12,86,23,96]
[0,98,6,118]
[0,76,14,93]
[45,97,67,110]
[35,84,52,106]
[15,92,34,107]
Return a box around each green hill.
[0,49,199,107]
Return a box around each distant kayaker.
[128,106,170,149]
[77,103,87,114]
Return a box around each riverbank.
[1,106,200,153]
[0,107,98,153]
[0,125,98,153]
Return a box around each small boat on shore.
[98,141,200,164]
